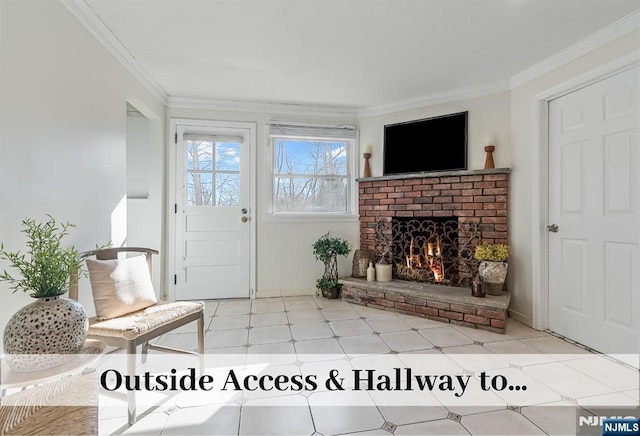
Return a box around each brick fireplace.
[359,168,509,254]
[342,168,511,333]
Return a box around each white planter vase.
[375,263,392,282]
[478,261,508,296]
[3,295,88,372]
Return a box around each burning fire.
[404,237,444,282]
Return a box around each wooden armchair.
[69,247,205,425]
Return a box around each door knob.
[241,216,249,223]
[547,224,559,233]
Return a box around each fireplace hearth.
[341,277,510,333]
[354,168,510,331]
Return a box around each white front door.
[174,122,253,300]
[548,66,639,355]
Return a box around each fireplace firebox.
[383,218,478,286]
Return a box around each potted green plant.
[474,243,510,296]
[0,216,89,371]
[312,232,351,299]
[315,277,342,299]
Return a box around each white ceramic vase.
[3,295,88,372]
[478,261,508,296]
[366,262,376,282]
[375,263,392,282]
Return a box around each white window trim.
[264,124,358,222]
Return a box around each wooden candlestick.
[363,152,372,178]
[484,145,495,169]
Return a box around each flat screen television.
[383,111,468,175]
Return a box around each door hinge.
[174,274,177,285]
[174,132,178,144]
[174,203,178,214]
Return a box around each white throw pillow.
[86,254,157,320]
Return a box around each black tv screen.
[383,111,468,175]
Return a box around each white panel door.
[175,124,251,300]
[548,67,639,356]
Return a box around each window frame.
[184,137,243,208]
[265,127,358,222]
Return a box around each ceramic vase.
[375,263,392,282]
[3,295,88,372]
[366,262,376,282]
[478,261,508,296]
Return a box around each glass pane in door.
[186,140,241,208]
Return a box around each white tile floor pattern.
[98,296,639,436]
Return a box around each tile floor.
[97,296,639,435]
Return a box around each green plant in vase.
[315,277,341,299]
[312,232,351,298]
[0,216,91,371]
[474,243,510,296]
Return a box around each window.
[268,123,356,216]
[185,135,242,207]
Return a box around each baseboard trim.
[254,290,315,298]
[508,308,533,327]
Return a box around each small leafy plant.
[312,232,351,296]
[0,216,83,298]
[474,243,510,262]
[315,277,340,298]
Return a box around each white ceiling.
[81,0,639,109]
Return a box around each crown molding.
[510,9,640,89]
[60,0,169,104]
[357,81,509,118]
[59,0,639,119]
[167,97,359,118]
[534,48,640,101]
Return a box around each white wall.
[126,107,164,288]
[509,30,640,326]
[0,0,166,348]
[166,107,360,297]
[126,111,151,199]
[358,92,512,177]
